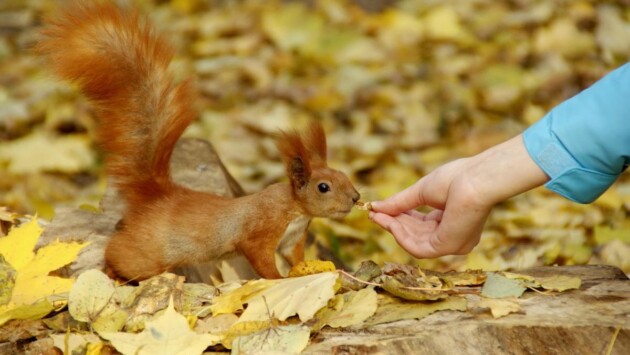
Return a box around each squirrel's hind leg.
[104,231,170,281]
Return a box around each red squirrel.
[37,2,360,280]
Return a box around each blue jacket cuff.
[523,116,619,204]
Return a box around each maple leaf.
[100,297,221,355]
[0,218,89,326]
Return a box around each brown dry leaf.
[379,275,449,302]
[425,269,487,286]
[340,260,382,291]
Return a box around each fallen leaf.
[181,282,217,318]
[426,269,487,286]
[594,226,630,245]
[474,297,521,318]
[210,279,278,316]
[0,218,89,325]
[194,313,238,335]
[0,299,54,326]
[288,260,336,277]
[69,269,116,323]
[0,132,95,174]
[481,273,527,299]
[598,239,630,272]
[422,6,470,42]
[535,275,581,292]
[380,275,448,301]
[238,271,339,322]
[341,260,382,291]
[100,297,221,355]
[222,320,274,349]
[50,332,101,354]
[365,294,467,326]
[0,207,17,223]
[0,255,16,305]
[231,324,311,355]
[313,287,378,330]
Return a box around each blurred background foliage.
[0,0,629,272]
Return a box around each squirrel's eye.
[317,183,330,193]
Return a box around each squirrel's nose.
[352,191,360,204]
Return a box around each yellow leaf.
[594,226,630,245]
[313,287,377,330]
[0,132,95,174]
[365,294,467,326]
[231,324,311,354]
[238,272,339,323]
[0,217,40,270]
[594,187,623,210]
[210,279,278,316]
[0,218,89,325]
[536,275,581,292]
[475,297,521,318]
[68,270,128,332]
[50,333,101,354]
[422,6,471,42]
[100,297,221,355]
[262,2,324,53]
[0,298,54,326]
[69,269,115,321]
[222,320,272,349]
[288,260,336,277]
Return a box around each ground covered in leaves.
[1,0,629,277]
[0,218,585,354]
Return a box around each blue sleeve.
[523,62,630,203]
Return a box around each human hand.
[369,158,491,258]
[369,135,549,258]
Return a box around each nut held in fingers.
[355,200,373,211]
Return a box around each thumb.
[371,179,425,216]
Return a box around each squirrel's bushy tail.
[37,2,195,201]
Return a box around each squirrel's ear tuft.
[276,130,312,190]
[303,122,327,165]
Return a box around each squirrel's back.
[37,2,195,202]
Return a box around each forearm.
[464,134,549,207]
